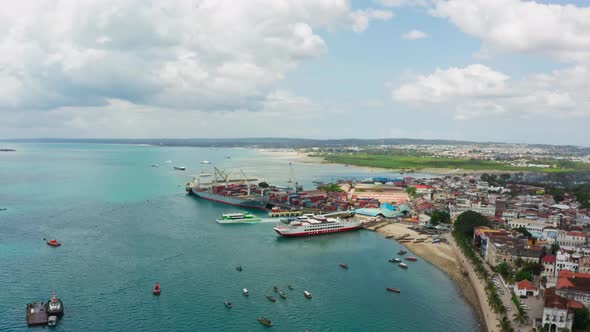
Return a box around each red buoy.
[153,283,161,295]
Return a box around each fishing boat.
[217,212,262,224]
[406,257,418,261]
[339,263,349,269]
[397,250,407,255]
[201,160,211,164]
[46,294,64,316]
[273,286,278,293]
[389,258,401,263]
[278,290,287,299]
[385,235,394,239]
[386,288,401,293]
[151,164,159,167]
[224,299,233,308]
[243,288,249,296]
[288,284,294,290]
[266,295,276,302]
[153,283,161,295]
[304,291,312,299]
[236,265,243,271]
[258,317,272,327]
[173,166,186,171]
[399,263,408,269]
[47,239,61,247]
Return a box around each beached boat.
[278,290,287,299]
[304,291,312,299]
[236,265,243,271]
[397,250,407,255]
[266,295,276,302]
[243,288,249,296]
[386,288,401,293]
[399,263,408,269]
[339,263,349,269]
[385,235,394,239]
[406,257,418,261]
[47,239,61,247]
[224,299,233,308]
[153,283,161,295]
[258,317,272,327]
[46,294,64,316]
[288,284,294,290]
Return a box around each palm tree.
[513,310,529,326]
[497,315,514,332]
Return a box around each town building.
[449,202,496,219]
[542,255,556,279]
[555,251,580,276]
[556,270,590,308]
[542,287,581,332]
[557,231,587,250]
[514,279,539,297]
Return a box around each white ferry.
[273,214,361,237]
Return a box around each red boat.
[386,288,401,293]
[153,283,161,295]
[47,239,61,247]
[405,257,418,261]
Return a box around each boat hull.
[274,225,361,237]
[192,190,268,210]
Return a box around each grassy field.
[319,153,572,173]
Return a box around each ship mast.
[240,169,250,196]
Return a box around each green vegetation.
[318,183,344,193]
[514,227,532,237]
[430,210,450,226]
[455,210,491,237]
[405,186,417,198]
[495,262,511,280]
[515,270,533,282]
[320,153,576,173]
[258,181,270,188]
[511,295,528,325]
[573,307,590,331]
[551,243,560,255]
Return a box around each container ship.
[186,168,270,210]
[273,214,362,237]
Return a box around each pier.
[26,302,48,326]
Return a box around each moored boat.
[278,290,287,299]
[385,235,394,239]
[46,294,64,316]
[303,291,312,299]
[273,286,279,293]
[236,265,243,271]
[153,283,161,295]
[243,288,249,296]
[386,288,401,293]
[288,284,294,290]
[397,250,407,255]
[406,257,418,261]
[47,239,61,247]
[224,299,233,308]
[338,263,349,269]
[173,166,186,171]
[258,316,272,327]
[266,295,276,302]
[399,263,408,269]
[273,215,362,237]
[151,164,159,167]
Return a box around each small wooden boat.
[304,291,312,299]
[153,283,161,295]
[385,235,394,239]
[288,284,294,290]
[173,166,186,171]
[393,258,401,263]
[273,286,279,293]
[47,239,61,247]
[266,295,276,302]
[339,263,349,269]
[397,250,407,255]
[258,316,272,327]
[406,257,418,261]
[243,288,249,296]
[386,288,401,293]
[224,299,233,308]
[399,263,408,269]
[388,259,396,263]
[236,265,243,271]
[278,290,287,299]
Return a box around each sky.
[1,0,590,145]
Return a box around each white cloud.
[379,0,431,7]
[433,0,590,63]
[402,29,427,40]
[0,0,391,112]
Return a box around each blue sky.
[0,0,589,145]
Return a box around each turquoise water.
[0,144,480,331]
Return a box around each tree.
[515,227,532,237]
[431,210,451,224]
[455,211,491,237]
[524,262,544,276]
[319,183,343,193]
[515,269,533,282]
[515,257,525,269]
[550,243,560,255]
[495,262,511,280]
[258,181,269,188]
[497,315,514,332]
[406,186,417,198]
[513,310,529,326]
[574,307,590,330]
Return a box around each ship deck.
[26,302,49,326]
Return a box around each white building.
[555,251,580,276]
[506,218,553,234]
[449,202,496,219]
[542,288,576,332]
[557,231,587,250]
[514,279,539,297]
[502,210,519,222]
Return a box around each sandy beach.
[373,223,498,331]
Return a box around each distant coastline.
[0,148,16,152]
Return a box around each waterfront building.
[556,270,590,308]
[542,287,581,332]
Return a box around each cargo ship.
[273,214,362,237]
[186,168,269,210]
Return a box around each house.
[541,287,582,332]
[555,251,581,276]
[579,256,590,274]
[556,270,590,307]
[514,279,539,297]
[542,255,556,279]
[557,230,587,250]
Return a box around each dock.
[26,302,48,326]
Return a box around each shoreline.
[256,148,518,175]
[370,223,492,331]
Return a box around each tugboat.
[224,299,233,308]
[406,257,418,261]
[278,290,287,299]
[399,263,408,269]
[273,286,278,293]
[338,264,349,269]
[304,291,312,299]
[47,239,61,247]
[236,265,243,272]
[243,288,249,296]
[287,284,294,290]
[266,295,276,302]
[153,283,161,295]
[258,316,273,327]
[386,288,401,293]
[397,250,407,255]
[46,294,64,316]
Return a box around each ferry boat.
[186,168,269,210]
[46,294,64,316]
[273,215,361,237]
[216,212,261,224]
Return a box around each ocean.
[0,143,480,331]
